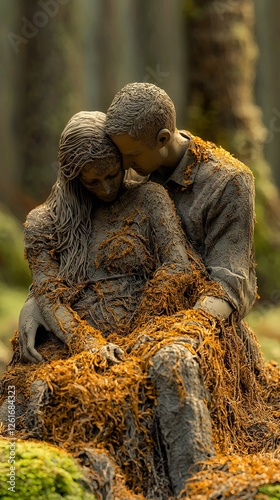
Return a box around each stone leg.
[149,343,215,497]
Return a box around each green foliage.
[0,206,31,288]
[258,483,280,499]
[0,438,95,500]
[249,153,280,301]
[0,283,29,376]
[247,305,280,365]
[0,206,32,375]
[254,226,280,301]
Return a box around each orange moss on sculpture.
[0,264,279,498]
[182,133,253,187]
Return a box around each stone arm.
[19,206,122,363]
[137,183,192,318]
[19,247,108,363]
[24,248,85,343]
[199,172,257,319]
[143,182,191,272]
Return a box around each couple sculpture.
[1,83,273,500]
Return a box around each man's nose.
[122,155,134,170]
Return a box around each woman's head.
[49,111,124,283]
[58,111,124,202]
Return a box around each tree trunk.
[0,3,20,216]
[255,0,280,189]
[14,0,85,218]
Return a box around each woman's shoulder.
[24,203,51,231]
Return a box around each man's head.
[106,83,177,175]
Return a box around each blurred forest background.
[0,0,280,374]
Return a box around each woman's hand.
[100,343,125,364]
[18,295,50,363]
[84,340,125,364]
[18,295,125,366]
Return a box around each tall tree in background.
[12,0,85,219]
[255,0,280,190]
[131,0,187,124]
[85,0,187,123]
[0,4,19,216]
[185,0,280,301]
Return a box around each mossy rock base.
[0,438,95,500]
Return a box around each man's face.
[110,134,166,176]
[79,157,124,202]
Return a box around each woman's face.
[79,157,124,202]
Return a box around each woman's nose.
[101,180,113,194]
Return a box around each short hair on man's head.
[106,83,176,147]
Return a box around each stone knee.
[149,342,207,400]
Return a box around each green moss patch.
[0,438,95,499]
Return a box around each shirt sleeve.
[136,182,193,317]
[141,182,191,274]
[203,171,257,319]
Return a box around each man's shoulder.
[168,131,253,191]
[189,133,254,179]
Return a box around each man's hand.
[18,295,51,364]
[193,296,233,320]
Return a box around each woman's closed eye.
[81,178,99,187]
[106,171,119,180]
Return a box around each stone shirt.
[150,131,257,319]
